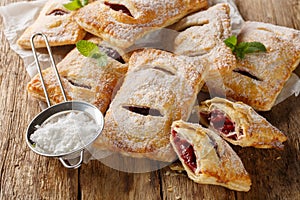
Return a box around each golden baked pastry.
[93,49,204,162]
[223,21,300,111]
[198,97,287,148]
[27,37,128,113]
[170,3,236,95]
[171,120,251,192]
[171,3,231,56]
[74,0,208,48]
[17,0,88,49]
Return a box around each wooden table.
[1,0,299,199]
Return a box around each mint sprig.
[76,40,108,67]
[224,36,267,59]
[63,0,88,11]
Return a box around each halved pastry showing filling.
[27,37,128,113]
[198,97,287,149]
[17,0,89,49]
[170,120,251,192]
[93,49,204,162]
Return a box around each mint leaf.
[63,0,88,11]
[224,36,267,59]
[82,0,89,6]
[76,40,108,67]
[235,42,248,59]
[96,54,108,67]
[243,42,267,54]
[90,48,108,67]
[224,35,237,52]
[76,40,97,57]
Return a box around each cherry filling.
[104,2,133,17]
[233,69,262,81]
[47,9,69,16]
[123,106,163,117]
[208,110,237,140]
[172,130,197,172]
[99,46,125,64]
[128,106,150,116]
[66,78,91,90]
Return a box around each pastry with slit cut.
[17,0,90,49]
[170,3,236,94]
[93,49,204,162]
[171,120,251,192]
[223,21,300,111]
[74,0,208,48]
[27,37,127,113]
[198,97,287,149]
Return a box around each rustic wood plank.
[80,161,161,200]
[234,0,300,199]
[0,0,299,200]
[236,0,300,29]
[160,167,236,200]
[0,1,79,199]
[160,1,300,199]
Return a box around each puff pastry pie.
[17,0,88,49]
[223,21,300,111]
[74,0,208,48]
[27,37,128,113]
[171,120,251,192]
[198,97,287,148]
[170,3,236,95]
[93,49,204,162]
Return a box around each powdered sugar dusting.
[95,49,204,162]
[172,3,235,73]
[30,111,100,155]
[224,21,300,111]
[75,0,208,47]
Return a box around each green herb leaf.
[63,0,87,11]
[96,54,108,67]
[224,35,267,59]
[243,42,267,54]
[224,35,237,52]
[82,0,89,6]
[235,42,248,59]
[76,40,108,67]
[76,40,98,57]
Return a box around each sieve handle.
[59,150,84,169]
[30,33,68,107]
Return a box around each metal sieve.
[25,33,104,169]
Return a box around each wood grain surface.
[0,0,299,199]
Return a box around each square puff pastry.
[171,3,231,57]
[170,3,236,94]
[27,37,128,114]
[74,0,208,48]
[171,120,251,192]
[93,49,204,162]
[224,21,300,111]
[198,97,287,149]
[17,0,88,49]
